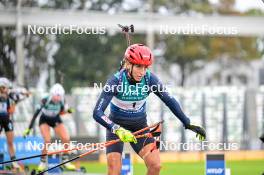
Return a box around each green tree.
[0,27,16,80]
[163,35,208,86]
[152,0,213,14]
[0,0,53,87]
[54,32,145,91]
[158,0,264,86]
[208,36,262,61]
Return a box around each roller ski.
[1,162,26,175]
[60,155,86,173]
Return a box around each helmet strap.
[119,59,125,70]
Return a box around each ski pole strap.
[144,122,162,152]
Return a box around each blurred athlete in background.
[23,83,75,172]
[0,77,30,170]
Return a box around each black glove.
[260,133,264,143]
[185,124,206,141]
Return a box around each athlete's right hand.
[115,127,137,143]
[185,124,206,141]
[23,128,32,138]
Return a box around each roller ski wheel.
[30,169,46,175]
[2,162,25,175]
[80,166,87,173]
[30,169,36,175]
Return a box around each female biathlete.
[23,83,76,171]
[93,44,206,175]
[0,77,30,170]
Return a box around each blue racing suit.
[93,69,190,154]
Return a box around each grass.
[25,160,264,174]
[78,160,264,175]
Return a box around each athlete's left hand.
[24,91,31,97]
[23,128,32,138]
[67,108,75,113]
[185,124,206,141]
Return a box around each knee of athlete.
[148,162,162,172]
[108,161,122,172]
[7,140,14,147]
[108,157,122,171]
[44,138,51,143]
